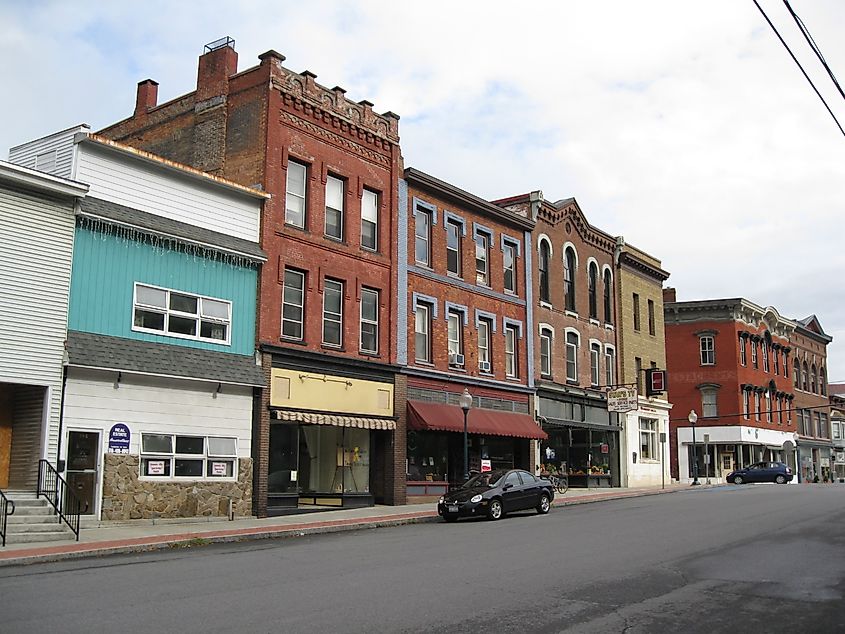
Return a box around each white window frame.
[322,279,344,347]
[540,330,552,377]
[701,387,718,418]
[448,311,464,365]
[282,269,305,341]
[751,340,758,368]
[639,417,658,461]
[590,342,601,387]
[414,205,432,266]
[503,242,516,294]
[361,188,379,251]
[140,433,238,481]
[359,288,379,354]
[475,232,489,286]
[446,219,462,277]
[285,160,307,228]
[325,174,345,240]
[588,262,598,319]
[604,346,615,387]
[699,336,715,365]
[505,324,518,378]
[415,303,431,363]
[739,335,747,366]
[742,389,750,419]
[566,330,579,383]
[478,318,492,371]
[754,391,761,421]
[762,344,769,373]
[133,283,232,345]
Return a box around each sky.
[2,0,843,381]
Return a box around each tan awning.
[273,409,396,430]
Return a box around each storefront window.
[407,431,449,482]
[299,426,370,494]
[268,424,299,494]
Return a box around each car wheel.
[537,494,551,515]
[775,475,787,484]
[487,499,503,521]
[734,475,744,485]
[443,515,458,523]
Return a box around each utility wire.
[782,0,845,103]
[752,0,845,138]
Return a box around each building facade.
[663,294,798,483]
[614,241,672,487]
[495,194,620,488]
[98,39,404,515]
[790,316,833,482]
[399,169,544,500]
[10,127,267,519]
[830,385,845,482]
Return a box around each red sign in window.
[646,369,667,396]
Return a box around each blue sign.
[108,423,131,454]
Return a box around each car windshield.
[464,470,506,489]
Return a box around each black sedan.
[727,461,793,484]
[437,469,554,522]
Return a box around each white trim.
[537,233,553,256]
[562,241,579,267]
[538,322,555,338]
[132,282,232,346]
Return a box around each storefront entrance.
[541,424,620,488]
[65,430,100,515]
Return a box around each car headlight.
[470,494,483,503]
[438,496,444,504]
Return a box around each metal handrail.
[0,489,15,547]
[36,460,81,541]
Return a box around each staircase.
[3,491,76,544]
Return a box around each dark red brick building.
[99,38,404,515]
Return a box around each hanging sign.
[107,423,131,454]
[607,387,638,412]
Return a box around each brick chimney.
[663,287,677,303]
[192,38,238,175]
[196,37,238,104]
[134,79,159,116]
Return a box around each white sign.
[607,387,638,412]
[481,459,492,472]
[211,462,228,476]
[147,460,165,475]
[291,470,298,482]
[836,452,845,463]
[821,458,830,468]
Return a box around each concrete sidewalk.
[0,483,711,567]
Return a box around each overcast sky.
[2,0,843,381]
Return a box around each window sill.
[504,290,517,297]
[280,337,307,346]
[589,318,600,326]
[540,301,553,310]
[283,222,309,234]
[564,310,579,319]
[448,366,467,373]
[321,344,345,352]
[414,360,435,367]
[414,262,433,270]
[604,323,614,330]
[478,371,495,378]
[446,272,463,280]
[505,376,521,382]
[359,351,381,359]
[324,235,345,245]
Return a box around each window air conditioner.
[724,445,735,452]
[449,353,465,366]
[479,361,491,372]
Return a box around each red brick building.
[663,292,799,482]
[99,38,404,515]
[495,194,620,488]
[399,169,545,500]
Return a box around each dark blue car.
[727,461,793,484]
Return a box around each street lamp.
[689,410,700,486]
[460,388,473,482]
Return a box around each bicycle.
[546,472,569,495]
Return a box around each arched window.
[564,247,576,312]
[820,367,827,396]
[811,364,817,394]
[802,361,809,391]
[603,269,612,324]
[793,358,800,388]
[588,262,598,319]
[539,241,550,303]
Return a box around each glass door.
[66,431,100,515]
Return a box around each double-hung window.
[699,336,715,365]
[633,293,641,331]
[505,325,518,378]
[603,270,613,323]
[446,219,462,276]
[540,330,552,377]
[475,232,489,286]
[639,418,657,460]
[478,319,492,372]
[322,279,343,347]
[742,389,750,419]
[361,189,379,250]
[566,332,579,383]
[325,175,344,240]
[285,160,307,227]
[762,344,769,373]
[414,303,431,363]
[773,349,779,375]
[539,241,550,303]
[564,248,576,312]
[134,284,231,344]
[588,263,598,319]
[141,434,237,479]
[359,288,379,354]
[282,270,305,340]
[503,243,516,293]
[648,299,655,335]
[751,341,758,368]
[702,388,718,418]
[754,391,761,421]
[414,205,431,266]
[739,335,747,366]
[605,348,615,387]
[590,342,601,387]
[448,311,464,366]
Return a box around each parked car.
[437,469,554,522]
[727,461,793,484]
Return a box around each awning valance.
[408,400,547,440]
[273,409,396,430]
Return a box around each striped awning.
[272,409,396,430]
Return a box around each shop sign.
[607,387,638,412]
[147,460,165,475]
[481,459,492,472]
[836,452,845,462]
[821,458,830,468]
[211,462,228,476]
[107,423,130,454]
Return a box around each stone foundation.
[101,453,253,520]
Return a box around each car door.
[518,470,542,510]
[501,471,523,512]
[745,463,764,483]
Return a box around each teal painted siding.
[68,226,258,356]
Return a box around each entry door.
[66,431,100,515]
[720,453,734,478]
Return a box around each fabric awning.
[407,400,547,440]
[273,409,396,430]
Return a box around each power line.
[782,0,845,103]
[752,0,845,138]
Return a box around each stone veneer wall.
[101,453,253,520]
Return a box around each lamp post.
[459,388,473,482]
[689,410,700,486]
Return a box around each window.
[503,243,516,294]
[325,175,344,240]
[639,418,658,460]
[762,344,769,373]
[754,391,761,421]
[742,389,750,419]
[635,357,643,393]
[793,358,801,388]
[603,269,613,324]
[505,325,518,378]
[564,248,576,312]
[739,335,747,366]
[446,219,462,276]
[633,293,641,331]
[414,303,431,363]
[701,388,718,418]
[478,319,492,372]
[802,362,809,391]
[773,348,779,375]
[699,336,715,365]
[361,189,379,250]
[282,270,305,340]
[605,347,615,387]
[566,332,579,383]
[783,351,789,378]
[540,330,552,377]
[475,232,489,286]
[359,288,379,354]
[766,391,772,422]
[448,311,464,366]
[834,422,842,441]
[820,367,827,396]
[777,396,784,424]
[285,160,307,228]
[751,341,758,368]
[322,279,343,347]
[414,205,431,266]
[647,299,655,336]
[590,342,601,387]
[539,241,550,303]
[141,434,237,479]
[816,412,824,438]
[134,284,231,344]
[588,262,598,319]
[811,365,817,394]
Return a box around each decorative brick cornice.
[279,109,392,167]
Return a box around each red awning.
[407,400,547,440]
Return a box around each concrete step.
[4,530,76,544]
[7,514,63,524]
[7,523,74,534]
[5,498,51,508]
[8,506,54,517]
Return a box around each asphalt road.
[1,485,844,633]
